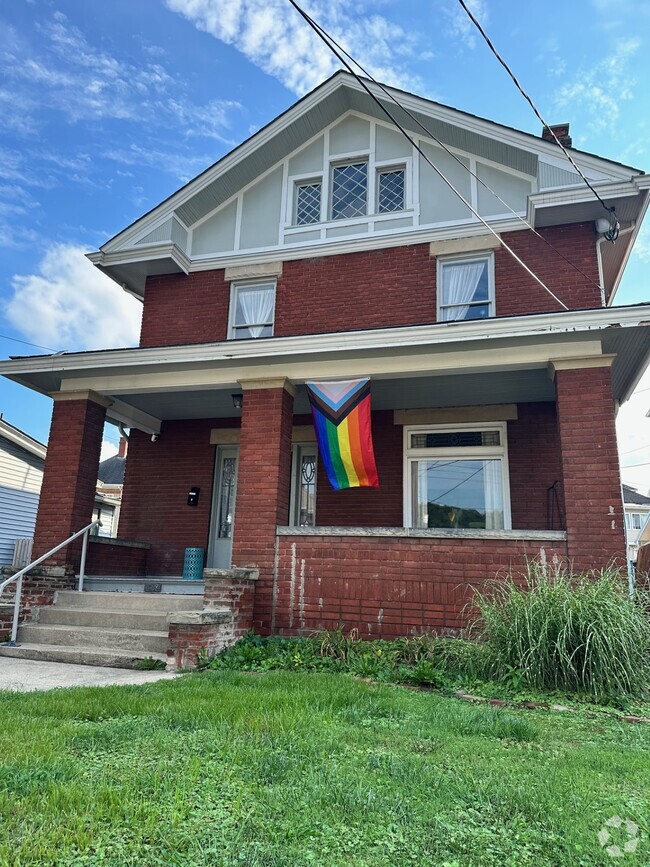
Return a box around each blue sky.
[1,0,649,486]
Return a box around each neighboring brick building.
[2,72,649,639]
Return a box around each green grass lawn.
[0,672,648,866]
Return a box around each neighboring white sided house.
[623,483,650,564]
[0,418,120,567]
[0,418,45,568]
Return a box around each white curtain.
[483,459,503,529]
[238,287,275,337]
[443,261,485,321]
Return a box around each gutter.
[1,304,648,378]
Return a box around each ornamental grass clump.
[471,561,650,699]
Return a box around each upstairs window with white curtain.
[404,423,511,531]
[437,253,494,322]
[228,281,276,339]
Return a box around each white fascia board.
[0,421,47,459]
[187,217,527,274]
[98,77,345,254]
[1,305,648,381]
[358,77,642,181]
[97,74,644,259]
[93,243,191,274]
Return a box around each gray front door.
[207,446,239,568]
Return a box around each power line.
[286,0,569,312]
[0,333,57,353]
[293,10,604,298]
[620,443,650,457]
[456,0,619,240]
[621,461,650,469]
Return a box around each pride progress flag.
[306,378,379,491]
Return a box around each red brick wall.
[114,402,566,575]
[85,538,150,576]
[507,403,565,530]
[494,224,601,315]
[555,366,626,570]
[231,387,294,625]
[140,270,230,347]
[268,534,566,638]
[118,419,231,574]
[315,410,403,527]
[33,398,106,568]
[138,224,600,347]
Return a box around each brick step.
[37,607,170,632]
[17,623,169,655]
[54,591,202,613]
[0,642,167,670]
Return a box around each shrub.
[471,561,650,699]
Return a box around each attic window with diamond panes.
[377,167,405,213]
[331,161,368,220]
[295,181,321,225]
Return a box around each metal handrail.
[0,520,101,646]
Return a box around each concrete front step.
[37,607,170,631]
[0,642,167,670]
[17,623,169,654]
[55,591,202,613]
[84,577,204,595]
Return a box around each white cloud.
[0,12,241,142]
[617,367,650,497]
[164,0,426,94]
[5,244,142,352]
[631,223,650,263]
[553,38,640,134]
[446,0,489,50]
[100,438,119,462]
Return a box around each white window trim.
[330,157,370,221]
[293,177,323,227]
[289,442,318,527]
[376,163,408,214]
[227,279,276,340]
[436,251,496,322]
[402,421,511,530]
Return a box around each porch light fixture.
[232,393,244,410]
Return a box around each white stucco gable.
[89,71,648,300]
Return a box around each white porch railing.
[0,520,101,646]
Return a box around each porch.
[1,307,643,646]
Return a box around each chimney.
[118,436,128,458]
[542,123,572,148]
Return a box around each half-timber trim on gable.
[88,71,649,303]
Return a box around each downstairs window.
[404,423,511,530]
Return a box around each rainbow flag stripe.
[306,378,379,490]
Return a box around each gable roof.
[0,418,46,461]
[98,454,126,485]
[88,71,649,300]
[623,484,650,506]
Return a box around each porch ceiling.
[1,306,648,432]
[112,368,556,422]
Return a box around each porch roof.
[1,305,648,434]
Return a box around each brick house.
[2,72,650,645]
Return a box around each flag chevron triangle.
[307,379,370,425]
[306,378,368,411]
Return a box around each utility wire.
[287,0,569,310]
[456,0,620,240]
[0,333,57,353]
[292,8,604,297]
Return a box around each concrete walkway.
[0,657,179,692]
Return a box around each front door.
[207,446,239,568]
